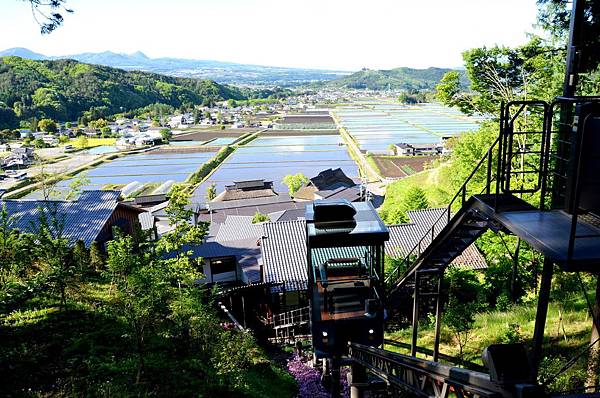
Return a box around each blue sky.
[1,0,540,71]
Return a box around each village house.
[293,168,364,202]
[392,142,443,156]
[0,190,146,248]
[2,147,35,169]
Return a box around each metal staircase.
[386,99,600,302]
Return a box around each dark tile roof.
[215,188,278,202]
[0,190,123,247]
[261,220,307,291]
[315,186,362,202]
[309,168,355,190]
[273,208,306,222]
[198,195,303,224]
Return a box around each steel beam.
[532,257,554,372]
[433,272,443,362]
[411,272,420,357]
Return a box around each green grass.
[365,154,382,175]
[386,295,593,392]
[400,165,415,175]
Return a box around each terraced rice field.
[193,134,358,202]
[333,102,484,153]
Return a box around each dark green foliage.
[159,128,172,142]
[0,56,246,128]
[72,239,89,271]
[252,211,270,224]
[89,241,104,271]
[380,184,429,224]
[537,0,600,73]
[478,231,541,307]
[0,188,296,397]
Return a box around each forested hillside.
[323,67,468,91]
[0,56,252,128]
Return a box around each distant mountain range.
[0,47,350,86]
[320,67,468,91]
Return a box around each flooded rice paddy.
[33,102,483,202]
[333,102,484,153]
[193,135,358,201]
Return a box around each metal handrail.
[385,100,551,292]
[349,343,540,398]
[271,306,310,328]
[384,135,501,286]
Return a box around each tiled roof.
[215,188,277,202]
[198,196,303,224]
[309,168,355,190]
[0,190,122,247]
[261,220,307,291]
[214,215,265,242]
[205,194,294,210]
[272,208,306,222]
[260,208,487,292]
[315,186,362,202]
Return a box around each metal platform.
[494,210,600,268]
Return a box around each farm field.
[25,150,218,198]
[371,155,432,178]
[333,101,483,153]
[193,134,358,202]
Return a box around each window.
[210,257,237,282]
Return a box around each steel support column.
[532,257,554,372]
[411,272,420,357]
[433,272,443,362]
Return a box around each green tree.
[66,172,90,200]
[72,239,90,272]
[75,135,89,148]
[33,138,45,148]
[444,268,484,366]
[282,173,309,196]
[252,211,270,224]
[38,118,58,133]
[381,185,429,224]
[160,128,172,142]
[34,205,73,310]
[106,229,161,382]
[205,182,217,202]
[89,241,104,270]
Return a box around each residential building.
[392,142,443,156]
[0,190,146,247]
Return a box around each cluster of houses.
[0,166,487,310]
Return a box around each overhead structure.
[305,199,388,395]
